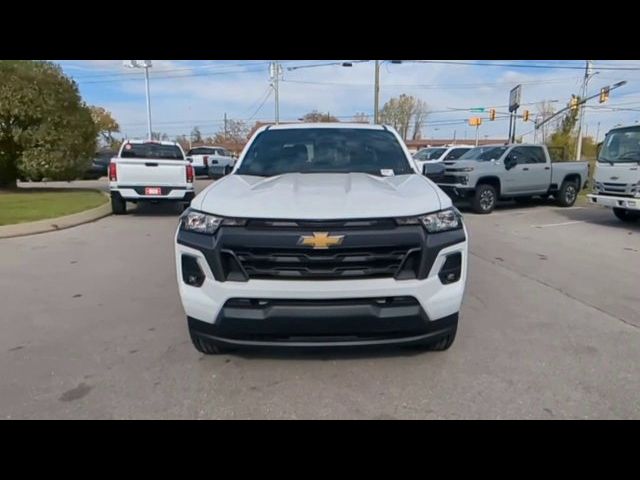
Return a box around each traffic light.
[599,86,610,104]
[523,110,530,122]
[489,108,496,121]
[468,117,482,126]
[569,96,579,111]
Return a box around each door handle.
[544,166,550,170]
[145,162,158,167]
[522,167,529,171]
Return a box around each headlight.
[181,210,246,234]
[396,207,462,233]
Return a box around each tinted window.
[237,128,413,177]
[507,147,546,165]
[444,148,471,160]
[121,143,184,160]
[187,147,216,155]
[525,146,546,164]
[460,146,508,161]
[414,148,446,161]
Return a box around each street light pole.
[374,60,380,124]
[124,60,153,140]
[576,60,596,161]
[144,65,152,140]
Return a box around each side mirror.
[422,162,445,177]
[504,156,516,170]
[209,165,232,179]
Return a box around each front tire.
[556,180,578,207]
[613,208,640,222]
[111,193,127,215]
[472,184,497,214]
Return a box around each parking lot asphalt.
[1,179,639,419]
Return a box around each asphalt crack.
[470,251,639,331]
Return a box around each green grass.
[0,189,107,226]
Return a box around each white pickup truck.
[186,145,235,177]
[588,125,640,222]
[175,123,468,354]
[109,140,195,214]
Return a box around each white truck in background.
[185,145,236,176]
[588,125,640,222]
[109,140,195,214]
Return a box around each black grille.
[245,218,397,230]
[232,246,417,280]
[432,174,463,184]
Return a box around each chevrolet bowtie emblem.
[298,232,344,249]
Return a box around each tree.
[0,61,98,188]
[379,94,428,141]
[411,99,428,140]
[90,106,120,148]
[546,99,580,161]
[151,132,169,141]
[536,100,557,143]
[174,135,190,152]
[213,119,250,150]
[190,126,203,144]
[301,110,339,123]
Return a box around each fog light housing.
[181,255,205,287]
[438,253,462,284]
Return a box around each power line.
[410,60,640,71]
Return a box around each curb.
[0,192,111,239]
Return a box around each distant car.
[84,150,116,179]
[413,145,473,171]
[186,146,235,176]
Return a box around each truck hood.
[593,162,640,183]
[192,173,447,219]
[443,160,481,170]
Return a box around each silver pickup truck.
[426,144,589,213]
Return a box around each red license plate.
[145,187,162,195]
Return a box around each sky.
[53,60,640,144]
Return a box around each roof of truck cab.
[266,122,387,130]
[123,139,179,146]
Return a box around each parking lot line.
[531,221,586,228]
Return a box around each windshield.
[459,146,508,161]
[414,148,446,161]
[599,127,640,164]
[121,143,184,160]
[236,128,414,177]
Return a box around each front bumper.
[587,194,640,210]
[110,185,195,202]
[188,305,458,347]
[175,223,468,337]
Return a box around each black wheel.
[471,184,497,214]
[556,180,578,207]
[111,193,127,215]
[613,208,640,222]
[189,331,234,355]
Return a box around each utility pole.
[269,61,283,124]
[224,113,228,137]
[374,60,380,124]
[595,121,601,144]
[576,60,595,161]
